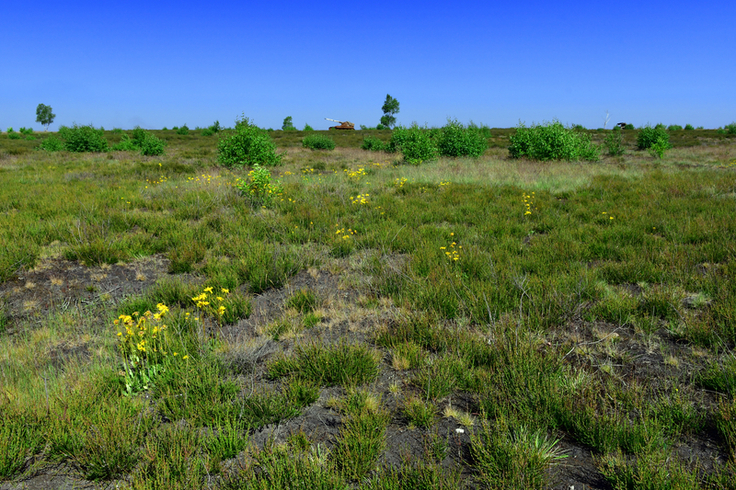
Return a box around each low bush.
[684,124,695,130]
[725,122,736,135]
[389,125,438,165]
[302,134,335,150]
[218,121,282,167]
[667,124,683,131]
[111,127,166,156]
[604,130,625,156]
[235,164,283,207]
[508,121,599,161]
[303,123,314,131]
[361,136,386,151]
[38,135,65,151]
[19,127,34,135]
[625,123,635,130]
[176,125,189,135]
[437,119,487,157]
[637,124,672,151]
[7,133,21,140]
[138,133,166,156]
[58,124,109,152]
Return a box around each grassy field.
[1,126,735,489]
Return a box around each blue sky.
[2,0,734,131]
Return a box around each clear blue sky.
[2,0,734,131]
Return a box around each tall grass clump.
[302,134,335,150]
[508,121,599,161]
[436,119,487,157]
[57,124,109,152]
[218,118,282,167]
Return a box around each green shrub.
[361,136,386,151]
[217,122,282,167]
[303,123,314,131]
[637,124,672,151]
[38,135,65,151]
[176,125,189,135]
[19,127,33,135]
[7,133,21,140]
[111,127,165,155]
[390,125,438,165]
[235,164,283,206]
[58,124,109,152]
[302,134,335,150]
[667,124,683,131]
[725,122,736,135]
[625,123,635,130]
[110,135,139,152]
[139,133,166,156]
[649,139,669,159]
[209,120,222,133]
[508,121,600,161]
[437,119,488,157]
[6,127,13,133]
[604,130,625,156]
[684,124,695,130]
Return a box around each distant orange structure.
[325,118,355,130]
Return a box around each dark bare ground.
[1,255,731,489]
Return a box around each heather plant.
[436,119,487,157]
[508,120,599,161]
[58,124,109,152]
[302,134,336,150]
[218,121,282,167]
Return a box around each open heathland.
[1,125,736,489]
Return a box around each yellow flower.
[182,355,189,360]
[204,286,214,294]
[221,288,229,294]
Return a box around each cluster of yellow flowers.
[350,194,370,205]
[192,286,229,319]
[439,180,451,188]
[344,167,367,180]
[523,192,536,216]
[335,224,357,241]
[440,233,462,262]
[187,173,229,188]
[115,303,174,360]
[395,177,408,189]
[601,212,614,220]
[145,174,169,188]
[301,167,315,174]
